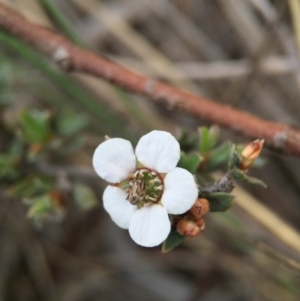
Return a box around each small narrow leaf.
[162,227,185,253]
[242,175,267,188]
[203,192,235,212]
[27,194,54,218]
[229,169,267,188]
[206,141,231,170]
[177,129,199,152]
[178,152,203,173]
[20,110,51,143]
[229,168,245,181]
[199,127,211,154]
[199,126,221,155]
[56,109,87,136]
[73,184,98,211]
[228,145,241,170]
[0,153,19,179]
[8,176,54,198]
[208,125,220,148]
[0,153,18,167]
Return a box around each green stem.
[37,0,86,47]
[37,0,153,132]
[0,31,133,139]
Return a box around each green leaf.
[57,137,86,155]
[9,139,24,156]
[20,110,51,143]
[229,168,266,188]
[177,129,199,152]
[162,226,185,253]
[241,174,267,188]
[8,176,54,198]
[37,0,87,47]
[205,141,231,170]
[208,125,220,148]
[198,126,221,155]
[229,168,245,181]
[0,141,23,177]
[55,109,87,136]
[0,153,20,179]
[73,184,98,211]
[0,31,132,139]
[203,192,235,212]
[177,151,203,173]
[198,127,211,154]
[27,194,55,218]
[0,153,18,167]
[228,145,241,170]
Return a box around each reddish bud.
[177,219,201,238]
[189,198,210,219]
[195,218,205,231]
[240,139,264,170]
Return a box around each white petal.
[129,204,170,247]
[93,138,136,183]
[135,131,180,173]
[103,186,137,229]
[161,167,198,214]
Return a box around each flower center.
[125,168,164,207]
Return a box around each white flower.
[93,130,198,247]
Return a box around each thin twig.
[109,55,294,79]
[70,0,199,91]
[1,3,300,155]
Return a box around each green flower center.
[125,168,164,207]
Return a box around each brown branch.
[1,3,300,155]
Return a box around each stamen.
[153,177,162,184]
[125,168,164,206]
[154,185,163,191]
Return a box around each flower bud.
[177,219,201,238]
[240,139,264,170]
[195,218,205,231]
[189,198,210,219]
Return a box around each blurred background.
[0,0,300,300]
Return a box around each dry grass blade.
[288,0,300,58]
[70,0,199,91]
[234,183,300,255]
